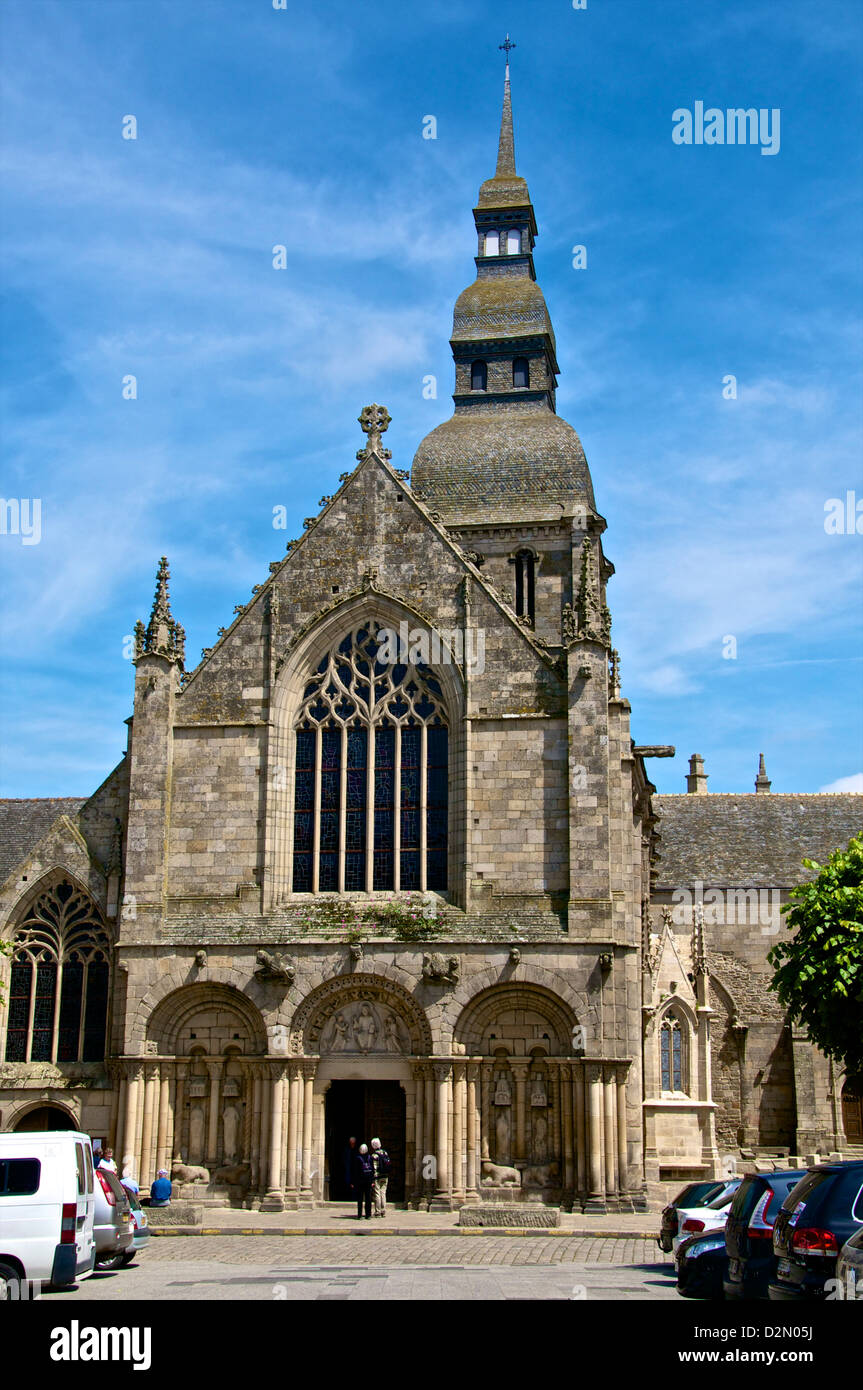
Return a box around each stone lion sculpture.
[480,1160,521,1187]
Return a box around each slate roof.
[0,798,87,885]
[653,794,863,889]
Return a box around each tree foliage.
[768,833,863,1077]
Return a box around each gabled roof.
[653,793,863,889]
[0,798,87,884]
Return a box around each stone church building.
[1,69,861,1210]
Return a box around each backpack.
[376,1149,391,1176]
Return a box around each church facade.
[1,70,860,1210]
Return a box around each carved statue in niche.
[189,1105,205,1165]
[532,1111,548,1163]
[495,1107,511,1166]
[222,1105,240,1163]
[318,999,409,1055]
[493,1074,512,1106]
[530,1075,547,1107]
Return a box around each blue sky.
[1,0,861,798]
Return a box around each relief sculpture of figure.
[383,1012,405,1054]
[329,1013,350,1053]
[353,1002,378,1053]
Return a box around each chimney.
[686,753,708,794]
[754,753,772,794]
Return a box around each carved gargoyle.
[194,950,207,969]
[254,949,295,984]
[422,953,460,986]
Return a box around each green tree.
[768,833,863,1076]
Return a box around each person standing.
[370,1137,391,1218]
[353,1143,374,1219]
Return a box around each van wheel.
[95,1253,125,1271]
[0,1261,23,1299]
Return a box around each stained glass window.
[291,624,448,893]
[3,881,111,1063]
[660,1017,686,1094]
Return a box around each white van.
[0,1130,96,1296]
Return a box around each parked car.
[673,1179,741,1255]
[658,1180,727,1253]
[93,1166,134,1270]
[0,1130,96,1297]
[833,1226,863,1301]
[723,1170,805,1300]
[121,1191,150,1265]
[676,1228,728,1299]
[769,1160,863,1301]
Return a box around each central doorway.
[325,1080,406,1202]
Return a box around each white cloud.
[817,773,863,794]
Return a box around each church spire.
[495,38,516,176]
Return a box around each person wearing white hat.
[370,1137,391,1218]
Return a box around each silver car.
[834,1226,863,1300]
[93,1167,134,1270]
[120,1191,150,1266]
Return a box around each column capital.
[127,1062,145,1084]
[205,1057,224,1078]
[585,1061,604,1084]
[301,1059,318,1081]
[174,1059,189,1080]
[433,1062,452,1084]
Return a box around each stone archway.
[290,973,433,1058]
[13,1102,77,1132]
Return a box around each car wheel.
[95,1252,125,1271]
[119,1251,136,1267]
[0,1261,24,1300]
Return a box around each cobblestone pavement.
[43,1237,676,1301]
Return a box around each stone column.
[561,1063,574,1202]
[123,1064,144,1181]
[412,1065,425,1206]
[575,1063,587,1197]
[261,1065,286,1212]
[423,1063,435,1201]
[452,1064,465,1202]
[465,1063,479,1201]
[586,1063,605,1212]
[139,1064,159,1181]
[300,1062,316,1205]
[285,1064,301,1205]
[256,1065,271,1205]
[511,1059,529,1167]
[114,1071,127,1162]
[551,1064,562,1180]
[249,1066,263,1193]
[480,1062,492,1163]
[604,1068,617,1201]
[616,1064,629,1201]
[173,1062,188,1163]
[155,1062,171,1176]
[431,1063,452,1210]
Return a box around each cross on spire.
[499,33,516,60]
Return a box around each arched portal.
[13,1103,77,1132]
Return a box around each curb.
[149,1226,658,1239]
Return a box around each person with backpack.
[370,1136,391,1218]
[353,1143,374,1219]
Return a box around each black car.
[676,1229,728,1299]
[769,1160,863,1301]
[723,1170,804,1300]
[658,1180,726,1253]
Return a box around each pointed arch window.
[4,880,111,1063]
[513,549,535,626]
[512,357,529,389]
[471,360,488,392]
[659,1012,688,1094]
[292,625,448,894]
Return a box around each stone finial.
[357,403,392,461]
[134,556,185,668]
[609,648,621,698]
[755,753,772,794]
[686,753,708,794]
